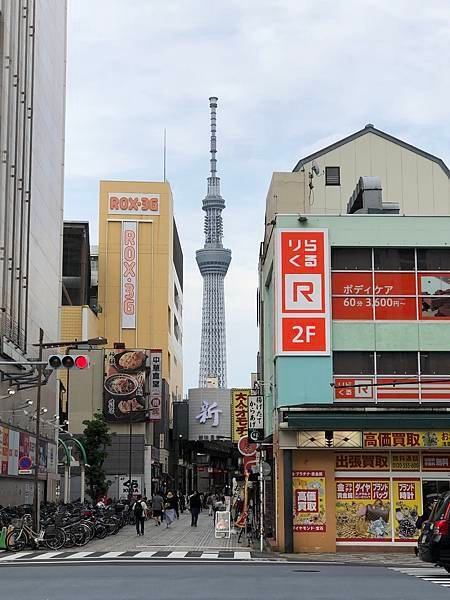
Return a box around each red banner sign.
[277,230,330,355]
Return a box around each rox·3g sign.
[108,193,160,215]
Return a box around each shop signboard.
[391,453,420,471]
[8,429,19,476]
[422,454,450,471]
[248,392,264,442]
[336,478,391,541]
[103,349,148,423]
[1,425,8,475]
[149,349,162,422]
[393,479,421,542]
[215,510,231,539]
[119,475,142,498]
[334,377,450,402]
[231,389,250,443]
[292,470,326,532]
[121,220,137,329]
[276,229,330,356]
[335,453,389,471]
[363,431,450,449]
[108,192,160,216]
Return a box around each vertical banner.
[121,221,138,329]
[1,425,9,475]
[393,478,422,541]
[277,229,330,355]
[103,349,148,422]
[292,470,326,532]
[8,429,19,476]
[231,389,250,443]
[248,392,264,442]
[149,349,162,422]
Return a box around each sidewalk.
[87,509,247,553]
[281,551,425,567]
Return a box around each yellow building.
[97,180,183,396]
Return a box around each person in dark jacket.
[189,491,202,527]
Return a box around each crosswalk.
[390,566,450,590]
[0,549,260,564]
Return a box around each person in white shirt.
[133,495,148,536]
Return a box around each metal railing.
[1,312,26,351]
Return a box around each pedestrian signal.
[47,355,90,370]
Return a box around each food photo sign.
[103,349,149,422]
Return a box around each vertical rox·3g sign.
[121,221,137,329]
[276,229,330,355]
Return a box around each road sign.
[19,455,32,475]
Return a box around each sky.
[64,0,450,393]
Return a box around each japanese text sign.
[109,192,160,216]
[231,389,250,443]
[121,221,137,329]
[248,393,264,442]
[363,431,450,449]
[149,349,162,422]
[393,479,421,541]
[277,229,330,355]
[292,470,326,532]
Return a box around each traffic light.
[47,355,90,370]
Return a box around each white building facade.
[0,0,67,504]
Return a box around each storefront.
[276,420,450,552]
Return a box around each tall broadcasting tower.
[196,97,231,388]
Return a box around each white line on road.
[0,552,35,561]
[166,552,188,559]
[91,552,124,559]
[233,551,252,560]
[30,552,61,560]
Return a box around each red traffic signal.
[47,355,90,370]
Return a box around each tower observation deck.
[196,97,231,388]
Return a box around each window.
[376,352,417,375]
[374,248,415,271]
[325,166,340,186]
[333,352,374,375]
[417,249,450,271]
[331,248,372,270]
[420,352,450,375]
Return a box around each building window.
[331,248,372,271]
[333,351,374,375]
[376,352,418,375]
[374,248,415,271]
[325,166,340,186]
[417,249,450,271]
[420,352,450,375]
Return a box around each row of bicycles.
[0,501,133,552]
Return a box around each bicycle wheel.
[44,527,66,550]
[95,524,108,539]
[63,531,75,548]
[6,528,28,552]
[72,524,90,547]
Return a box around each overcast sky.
[64,0,450,393]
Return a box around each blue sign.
[18,456,32,470]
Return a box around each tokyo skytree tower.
[196,97,231,388]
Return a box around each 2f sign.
[282,318,326,352]
[277,229,330,355]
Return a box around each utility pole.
[33,328,44,532]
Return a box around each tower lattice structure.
[196,97,231,388]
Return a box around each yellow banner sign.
[335,453,389,471]
[336,478,392,541]
[293,470,326,532]
[393,479,421,541]
[391,453,420,471]
[363,431,450,449]
[231,389,250,443]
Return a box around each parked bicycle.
[6,514,66,552]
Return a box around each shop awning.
[284,411,450,431]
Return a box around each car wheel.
[444,565,450,573]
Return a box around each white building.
[0,0,67,504]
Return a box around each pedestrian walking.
[206,493,215,517]
[133,494,148,536]
[164,491,178,528]
[179,492,186,514]
[189,490,202,527]
[174,491,180,519]
[151,491,164,526]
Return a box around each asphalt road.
[2,562,450,600]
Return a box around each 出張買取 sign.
[109,193,160,216]
[276,229,330,355]
[121,221,137,329]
